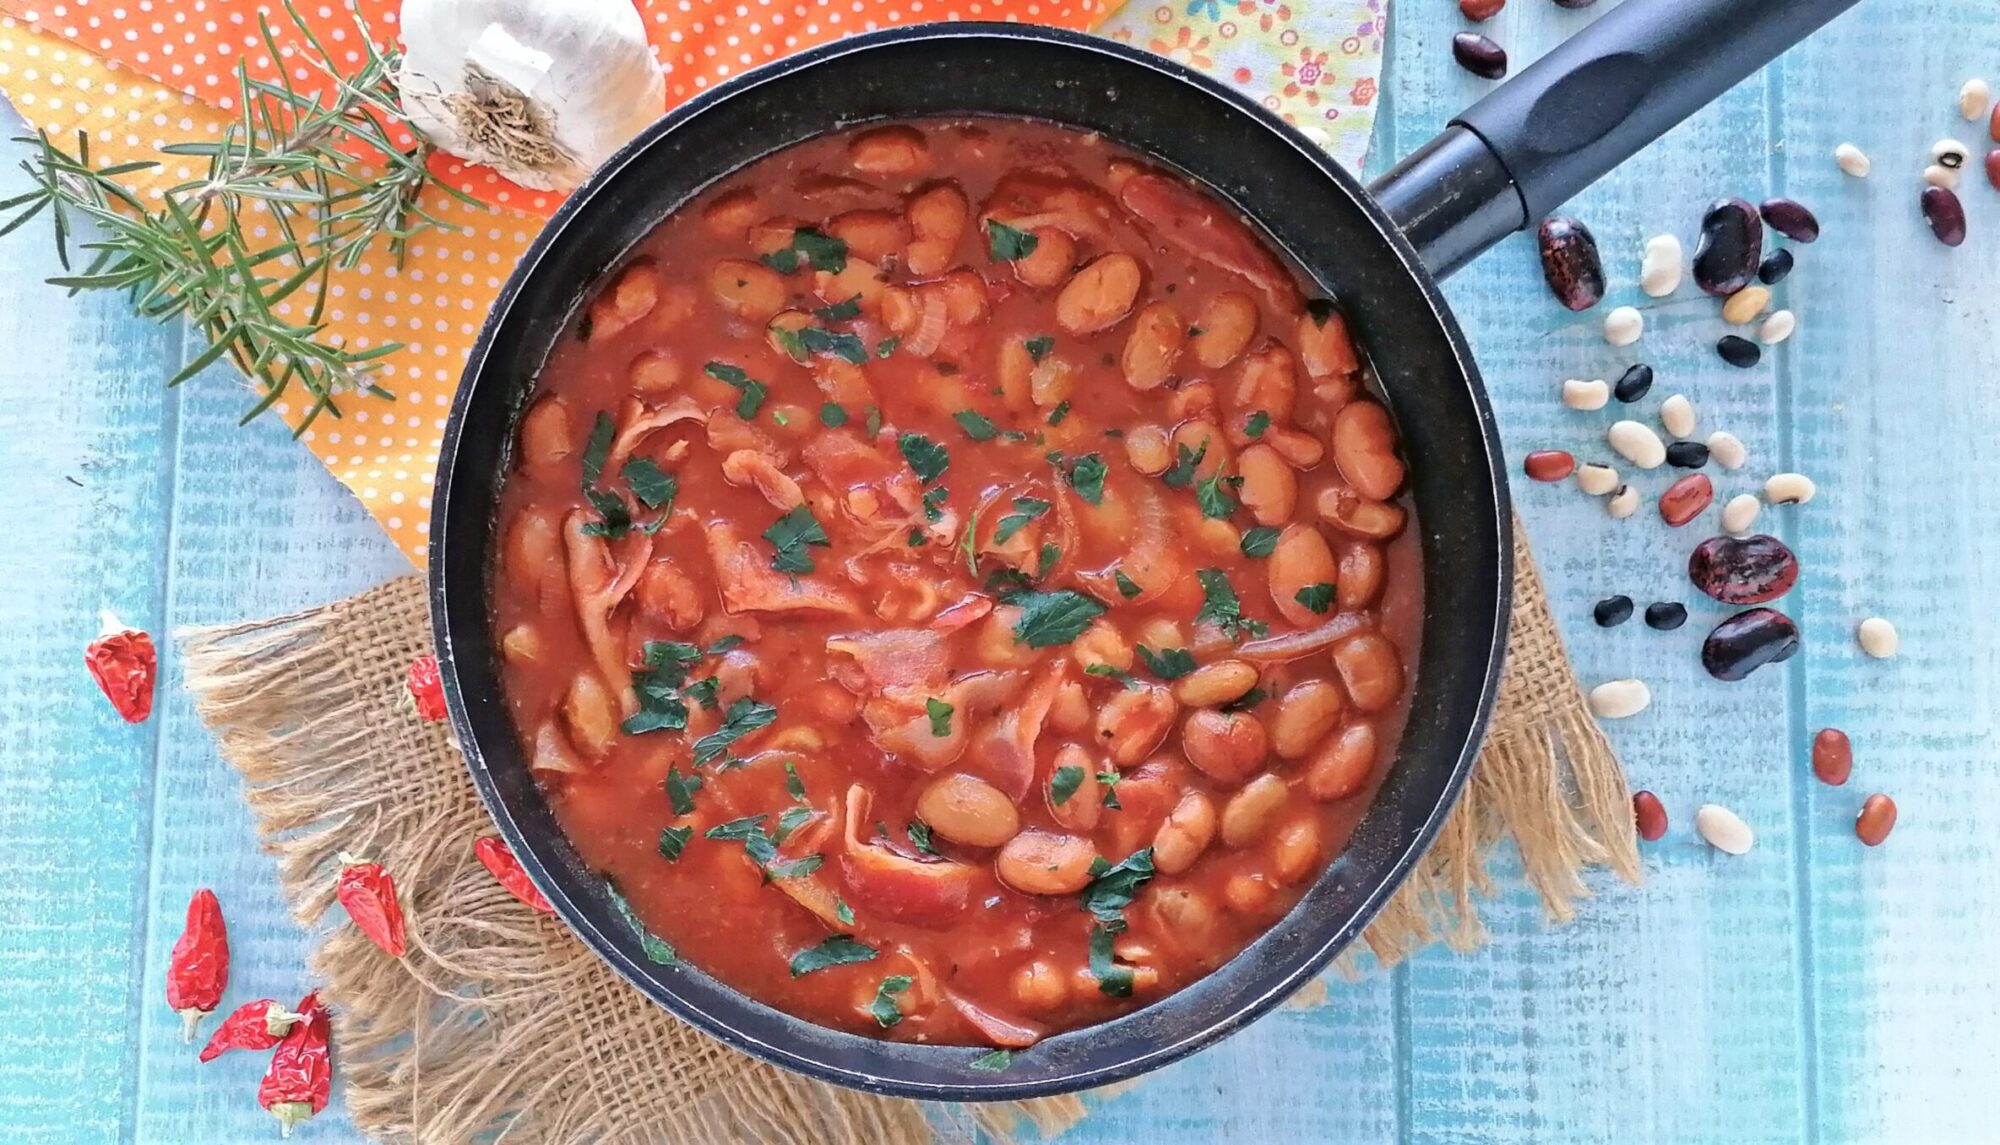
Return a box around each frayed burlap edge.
[178,519,1631,1144]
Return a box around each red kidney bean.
[1716,335,1761,368]
[1992,102,2000,144]
[1693,197,1763,296]
[1855,794,1897,846]
[1537,216,1605,312]
[1658,474,1713,527]
[1452,33,1508,79]
[1986,150,2000,192]
[1811,728,1852,786]
[1758,250,1794,285]
[1922,186,1967,247]
[1524,449,1576,482]
[1758,198,1820,243]
[1701,607,1801,681]
[1688,534,1799,604]
[1632,791,1668,842]
[1459,0,1504,19]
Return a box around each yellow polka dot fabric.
[0,0,1381,567]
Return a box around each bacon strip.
[563,511,653,715]
[703,521,859,616]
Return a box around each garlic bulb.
[397,0,666,192]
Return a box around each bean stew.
[489,118,1420,1048]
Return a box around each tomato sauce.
[489,118,1421,1048]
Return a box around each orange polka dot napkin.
[0,0,1382,566]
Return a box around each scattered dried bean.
[1716,335,1761,368]
[1988,150,2000,192]
[1758,310,1796,345]
[1696,804,1755,854]
[1856,616,1899,659]
[1659,474,1713,527]
[1922,186,1967,247]
[1721,286,1770,325]
[1758,198,1820,243]
[1993,102,2000,143]
[1632,791,1669,841]
[1963,78,1993,121]
[1811,728,1852,786]
[1855,794,1897,847]
[1608,420,1666,469]
[1587,678,1651,719]
[1562,378,1610,410]
[1834,142,1871,177]
[1688,534,1799,604]
[1604,305,1644,347]
[1524,450,1576,482]
[1594,595,1634,627]
[1932,138,1971,170]
[1452,33,1508,79]
[1758,249,1794,285]
[1707,431,1748,470]
[1460,0,1505,19]
[1538,216,1605,311]
[1923,164,1961,191]
[1666,441,1710,469]
[1701,607,1801,681]
[1606,484,1641,519]
[1693,197,1763,296]
[1660,393,1696,438]
[1641,235,1682,297]
[1644,602,1688,631]
[1613,364,1654,403]
[1764,472,1816,504]
[1720,493,1761,535]
[1576,462,1619,496]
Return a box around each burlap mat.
[179,521,1635,1145]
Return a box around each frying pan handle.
[1368,0,1863,278]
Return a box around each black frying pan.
[430,0,1859,1101]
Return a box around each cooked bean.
[1182,709,1269,784]
[702,188,761,237]
[1056,253,1143,334]
[628,349,683,394]
[905,184,968,277]
[1187,292,1258,368]
[1237,444,1298,527]
[1030,353,1078,407]
[1048,743,1104,832]
[1318,488,1406,541]
[1331,401,1405,501]
[1012,225,1076,288]
[1297,308,1360,377]
[1260,425,1326,469]
[1173,660,1260,708]
[1271,679,1346,759]
[503,507,564,598]
[1233,345,1298,422]
[996,830,1100,895]
[1270,815,1321,883]
[1332,633,1403,713]
[1012,959,1070,1012]
[828,209,909,264]
[1125,424,1173,475]
[1168,380,1220,423]
[1222,871,1276,915]
[708,258,787,320]
[500,624,543,665]
[977,607,1038,667]
[1071,620,1134,674]
[1049,679,1091,734]
[519,396,574,469]
[1148,886,1219,947]
[1220,773,1289,847]
[917,773,1021,848]
[1169,420,1231,483]
[1268,523,1338,627]
[562,672,621,758]
[1096,682,1179,766]
[1306,722,1376,801]
[1152,792,1218,875]
[1135,617,1186,650]
[588,261,661,340]
[848,125,930,176]
[635,560,704,630]
[1335,543,1385,611]
[1120,302,1186,391]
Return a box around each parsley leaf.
[1113,570,1144,600]
[707,635,744,655]
[1161,441,1207,489]
[608,885,677,964]
[898,432,950,484]
[1294,582,1336,614]
[875,336,900,359]
[624,640,703,734]
[1196,569,1267,640]
[1221,686,1269,713]
[580,412,615,487]
[785,760,807,801]
[691,697,779,766]
[953,409,1001,442]
[1011,589,1107,648]
[704,360,767,418]
[664,765,703,815]
[907,819,940,857]
[1046,400,1071,426]
[621,458,676,510]
[970,1049,1015,1072]
[1067,452,1107,505]
[1097,771,1123,809]
[1136,644,1197,681]
[921,485,949,522]
[1050,765,1086,806]
[1085,663,1138,689]
[1037,542,1061,579]
[835,897,856,926]
[580,486,633,539]
[764,854,824,881]
[774,805,815,844]
[926,697,954,738]
[1089,923,1134,997]
[657,825,693,861]
[789,935,878,977]
[761,226,848,274]
[1194,471,1236,519]
[992,496,1052,544]
[1240,526,1281,558]
[869,975,914,1027]
[798,325,869,365]
[814,294,862,322]
[1244,410,1271,439]
[1024,334,1055,363]
[763,504,830,575]
[1081,849,1156,926]
[819,402,849,427]
[1306,297,1338,328]
[960,506,983,577]
[985,219,1040,261]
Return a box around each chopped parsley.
[788,935,878,978]
[774,805,814,844]
[1222,686,1269,713]
[1050,765,1086,806]
[621,458,676,511]
[869,975,914,1027]
[1085,663,1138,689]
[577,413,633,537]
[925,697,954,738]
[1240,526,1281,558]
[707,635,744,655]
[1010,588,1108,648]
[657,825,693,861]
[1080,849,1155,997]
[777,323,869,365]
[1097,771,1123,809]
[835,897,856,926]
[1306,297,1338,328]
[1037,542,1061,579]
[760,227,848,274]
[1136,644,1197,681]
[1067,452,1107,505]
[1089,923,1133,997]
[705,814,822,882]
[664,765,703,815]
[907,819,941,857]
[985,219,1040,261]
[953,409,1002,442]
[969,1049,1015,1072]
[1046,400,1072,426]
[1245,410,1272,438]
[1024,334,1055,363]
[580,412,615,486]
[813,294,862,322]
[763,504,830,575]
[704,361,767,418]
[898,432,950,483]
[1113,570,1144,600]
[785,761,807,801]
[992,496,1052,544]
[1196,568,1267,640]
[874,335,900,359]
[608,884,677,965]
[691,697,779,767]
[921,485,949,522]
[819,402,849,427]
[1294,582,1336,615]
[960,506,983,576]
[1161,441,1206,489]
[682,675,720,710]
[1194,471,1237,519]
[623,641,705,735]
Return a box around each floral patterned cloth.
[1099,0,1384,170]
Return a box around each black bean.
[1716,335,1762,368]
[1757,249,1795,285]
[1594,595,1634,627]
[1666,441,1710,468]
[1922,186,1967,247]
[1701,607,1801,681]
[1613,363,1654,403]
[1552,0,1597,7]
[1644,602,1689,630]
[1693,197,1764,297]
[1758,198,1820,243]
[1537,216,1605,312]
[1452,33,1508,79]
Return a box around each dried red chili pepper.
[258,990,331,1139]
[474,835,555,914]
[166,888,228,1042]
[404,653,447,723]
[85,612,157,723]
[336,853,408,957]
[197,998,305,1062]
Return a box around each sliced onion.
[946,991,1045,1048]
[1237,613,1369,662]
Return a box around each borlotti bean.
[1721,493,1761,535]
[1721,285,1771,325]
[1562,377,1610,410]
[1576,462,1620,496]
[1765,472,1816,504]
[1587,678,1651,719]
[1857,616,1900,658]
[1609,419,1667,468]
[1607,484,1641,519]
[1758,309,1796,345]
[1660,393,1697,438]
[1695,804,1756,855]
[1963,78,1993,121]
[1604,305,1644,347]
[1707,430,1748,470]
[1932,138,1971,170]
[1641,234,1683,297]
[1924,163,1962,191]
[1834,142,1871,177]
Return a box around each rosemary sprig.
[0,1,481,431]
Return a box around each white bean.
[1721,493,1761,535]
[1587,678,1650,719]
[1640,234,1682,298]
[1932,138,1971,170]
[1924,163,1961,190]
[1765,472,1816,504]
[1695,803,1755,855]
[1660,394,1696,439]
[1857,616,1900,659]
[1575,462,1619,496]
[1606,484,1641,519]
[1603,305,1644,347]
[1960,78,1992,121]
[1758,310,1796,345]
[1834,142,1871,177]
[1608,420,1666,469]
[1707,431,1748,470]
[1561,378,1609,411]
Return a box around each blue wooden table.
[4,1,1997,1140]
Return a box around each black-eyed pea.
[1125,424,1174,475]
[1223,870,1277,915]
[977,607,1038,667]
[1233,344,1298,422]
[1047,743,1103,832]
[1152,791,1218,874]
[1121,301,1186,390]
[708,258,787,321]
[1336,543,1386,611]
[1011,958,1070,1013]
[1013,226,1075,288]
[917,773,1021,848]
[1332,633,1404,713]
[1237,443,1297,527]
[1072,618,1134,673]
[1181,709,1269,785]
[1270,815,1322,883]
[848,125,930,176]
[1267,523,1339,627]
[1095,682,1179,766]
[562,672,621,758]
[1270,679,1346,760]
[1049,679,1090,734]
[628,349,683,394]
[1056,253,1144,335]
[1220,773,1289,847]
[1172,660,1259,708]
[1306,722,1378,801]
[1191,291,1258,368]
[518,395,574,469]
[1169,420,1230,481]
[996,830,1100,895]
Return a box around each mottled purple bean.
[1688,534,1799,604]
[1702,607,1801,681]
[1758,198,1820,243]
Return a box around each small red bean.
[1632,790,1668,842]
[1987,150,2000,192]
[1459,0,1503,19]
[1811,728,1852,786]
[1659,474,1713,527]
[1523,450,1576,482]
[1855,793,1897,846]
